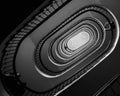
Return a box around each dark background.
[0,0,120,96]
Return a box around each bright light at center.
[67,31,90,51]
